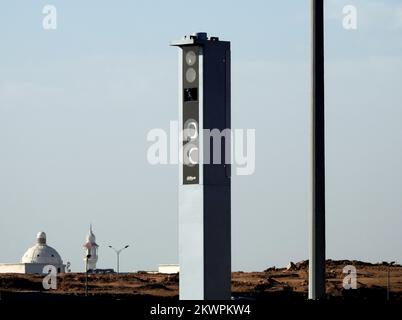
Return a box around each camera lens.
[186,68,196,83]
[185,51,196,66]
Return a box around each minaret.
[83,224,99,271]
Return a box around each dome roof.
[21,232,63,265]
[37,231,46,244]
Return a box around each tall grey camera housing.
[171,33,231,300]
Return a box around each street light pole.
[387,261,396,301]
[108,245,130,274]
[309,0,326,300]
[85,252,91,296]
[117,251,120,274]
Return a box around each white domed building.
[0,232,65,274]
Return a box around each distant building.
[158,264,180,274]
[83,225,98,271]
[0,231,65,274]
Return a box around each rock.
[286,262,297,271]
[295,260,309,270]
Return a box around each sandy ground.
[1,260,402,301]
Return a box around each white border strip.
[198,48,204,185]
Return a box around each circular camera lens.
[188,147,198,165]
[186,68,197,83]
[183,119,198,141]
[185,51,196,66]
[183,144,198,166]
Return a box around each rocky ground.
[1,260,402,302]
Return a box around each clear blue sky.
[0,0,402,272]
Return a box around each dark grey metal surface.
[309,0,326,300]
[203,185,231,299]
[201,38,231,300]
[202,40,231,186]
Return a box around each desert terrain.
[1,260,402,303]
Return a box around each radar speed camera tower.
[171,33,231,300]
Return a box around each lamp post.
[85,252,91,296]
[309,0,326,300]
[108,245,130,274]
[387,261,396,301]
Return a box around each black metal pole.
[387,267,390,301]
[309,0,326,300]
[387,262,395,301]
[85,257,88,296]
[117,251,120,275]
